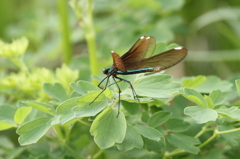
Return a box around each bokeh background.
[1,0,239,80]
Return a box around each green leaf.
[23,101,55,115]
[143,137,165,153]
[236,79,240,96]
[121,100,141,115]
[117,126,143,151]
[218,125,240,147]
[14,107,32,125]
[133,74,182,98]
[17,117,51,145]
[180,88,208,107]
[195,76,232,93]
[134,125,162,141]
[90,107,126,149]
[57,97,78,115]
[43,83,68,102]
[73,91,108,117]
[209,90,224,106]
[182,76,206,88]
[217,106,240,121]
[167,133,200,154]
[166,118,190,132]
[0,36,28,58]
[70,80,99,95]
[0,105,16,130]
[204,96,215,109]
[148,111,172,127]
[184,106,218,124]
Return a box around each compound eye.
[102,68,108,74]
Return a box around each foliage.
[1,0,240,159]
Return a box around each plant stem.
[57,0,72,64]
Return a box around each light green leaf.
[14,107,32,125]
[133,74,182,98]
[43,83,68,102]
[166,118,190,132]
[117,126,143,151]
[148,111,172,127]
[57,97,78,115]
[236,80,240,96]
[90,107,126,149]
[180,88,208,107]
[134,125,162,141]
[182,76,206,88]
[184,106,218,124]
[17,117,51,145]
[70,80,99,95]
[143,137,165,153]
[23,101,55,115]
[204,96,214,109]
[168,133,200,154]
[217,106,240,121]
[159,0,185,11]
[0,105,16,130]
[209,90,224,106]
[195,76,232,93]
[73,91,108,117]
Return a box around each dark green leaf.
[0,105,16,130]
[43,83,68,102]
[166,118,190,132]
[117,126,143,151]
[218,125,240,146]
[143,136,165,153]
[167,133,200,154]
[148,111,172,127]
[121,100,141,115]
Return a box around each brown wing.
[111,51,126,71]
[120,36,156,70]
[140,47,188,70]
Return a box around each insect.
[90,36,187,116]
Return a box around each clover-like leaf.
[134,125,162,141]
[148,111,172,127]
[184,106,218,124]
[90,107,126,149]
[180,88,208,107]
[43,83,68,102]
[195,76,232,93]
[17,117,51,145]
[132,74,182,98]
[168,133,200,154]
[70,80,99,95]
[117,125,143,151]
[182,76,206,88]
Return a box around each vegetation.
[0,0,240,159]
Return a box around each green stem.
[57,0,72,64]
[70,0,98,84]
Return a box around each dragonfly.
[90,36,187,116]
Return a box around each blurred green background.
[1,0,239,81]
